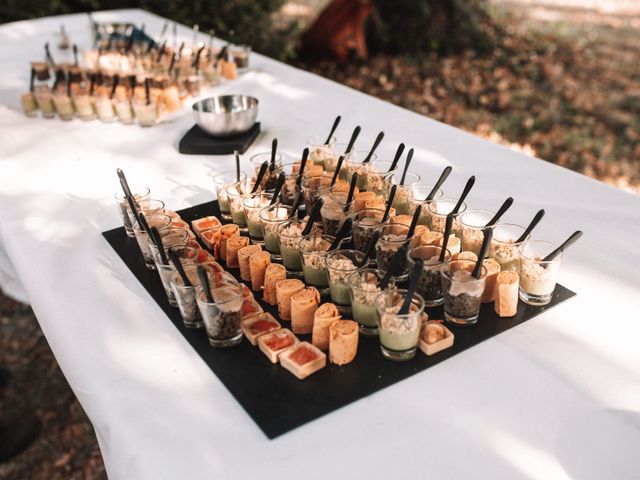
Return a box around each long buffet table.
[1,9,639,480]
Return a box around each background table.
[1,9,639,480]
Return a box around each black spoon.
[379,243,410,289]
[109,74,120,99]
[330,155,345,186]
[425,166,453,201]
[516,209,545,243]
[472,228,493,278]
[398,259,424,315]
[197,266,214,303]
[325,115,341,145]
[150,227,168,264]
[361,131,384,164]
[399,148,414,186]
[345,126,361,154]
[542,231,583,263]
[73,44,78,66]
[358,230,381,267]
[407,205,422,239]
[485,197,514,227]
[269,138,278,172]
[452,176,476,215]
[29,67,35,93]
[169,248,191,287]
[251,161,269,194]
[381,185,397,223]
[329,218,353,251]
[270,172,286,206]
[301,198,323,236]
[388,143,405,173]
[288,190,303,219]
[439,213,455,263]
[234,150,241,182]
[296,148,310,187]
[144,77,151,105]
[344,173,358,212]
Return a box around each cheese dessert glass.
[351,208,385,254]
[460,209,496,256]
[384,172,420,215]
[299,233,336,294]
[20,92,38,117]
[321,191,353,237]
[132,213,172,269]
[72,93,96,120]
[428,198,467,237]
[348,269,393,335]
[231,44,251,70]
[148,229,190,264]
[226,179,254,230]
[518,240,562,306]
[34,88,56,118]
[243,192,271,244]
[114,99,134,124]
[278,162,303,206]
[489,223,528,271]
[360,159,394,195]
[343,149,374,189]
[277,218,313,277]
[196,281,244,347]
[301,174,333,213]
[170,264,212,329]
[213,170,246,221]
[115,187,150,237]
[407,245,451,307]
[408,185,444,225]
[52,93,75,120]
[375,289,425,361]
[376,223,414,281]
[441,259,487,326]
[154,245,198,306]
[307,135,337,169]
[126,199,166,229]
[259,204,293,260]
[326,249,366,313]
[94,95,117,122]
[250,152,284,191]
[132,98,157,127]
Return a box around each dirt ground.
[1,1,638,478]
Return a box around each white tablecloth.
[1,9,639,480]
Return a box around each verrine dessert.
[196,281,244,347]
[518,240,562,306]
[170,264,212,329]
[326,249,366,312]
[259,204,293,260]
[489,223,528,271]
[384,171,420,215]
[407,245,451,307]
[115,187,150,237]
[375,289,425,361]
[460,209,496,255]
[348,268,393,335]
[428,198,467,237]
[376,223,413,281]
[243,192,271,243]
[299,233,336,294]
[321,191,353,237]
[351,208,384,253]
[213,170,246,221]
[441,259,486,325]
[301,174,332,213]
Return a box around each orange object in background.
[302,0,373,63]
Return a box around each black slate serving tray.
[102,200,575,439]
[178,122,261,155]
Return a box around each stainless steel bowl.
[192,95,259,137]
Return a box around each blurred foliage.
[0,0,299,60]
[368,0,497,55]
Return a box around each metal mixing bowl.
[192,95,259,137]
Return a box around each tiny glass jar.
[376,223,414,281]
[259,204,293,260]
[20,92,38,117]
[73,93,96,120]
[213,170,247,221]
[489,223,528,272]
[298,233,336,294]
[460,209,496,256]
[170,264,212,329]
[350,207,385,254]
[343,149,373,190]
[408,185,444,226]
[306,135,337,169]
[384,171,420,215]
[250,151,284,191]
[326,249,366,313]
[348,269,395,336]
[132,213,172,270]
[518,240,563,306]
[428,198,467,237]
[441,259,487,326]
[407,245,451,307]
[94,95,117,122]
[126,199,165,229]
[53,93,75,120]
[115,187,150,237]
[375,289,425,361]
[196,281,244,347]
[362,159,395,196]
[231,44,251,70]
[277,219,313,276]
[225,179,254,229]
[132,98,157,127]
[301,174,333,214]
[320,191,353,237]
[243,192,272,244]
